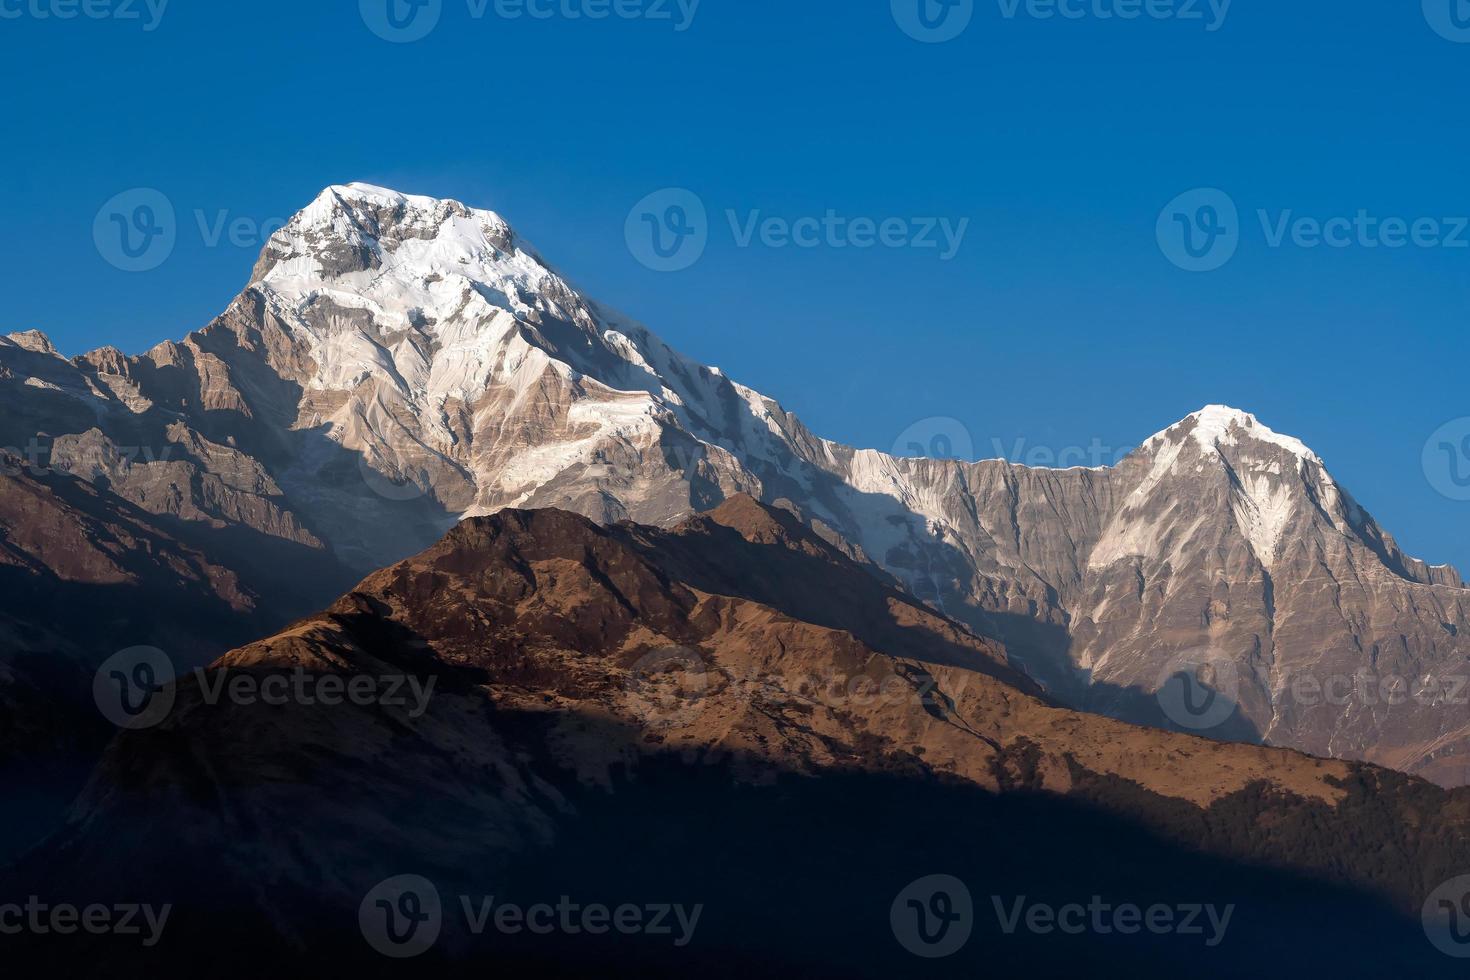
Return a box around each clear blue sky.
[3,1,1470,569]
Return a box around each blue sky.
[3,0,1470,568]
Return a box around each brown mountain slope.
[15,497,1470,977]
[0,457,266,755]
[0,455,303,863]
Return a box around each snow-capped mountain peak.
[287,182,516,253]
[1109,404,1348,575]
[255,182,533,327]
[245,182,624,417]
[1144,404,1324,467]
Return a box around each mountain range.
[8,183,1470,972]
[5,182,1467,787]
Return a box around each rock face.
[1049,408,1470,786]
[0,454,288,862]
[4,183,1469,783]
[17,498,1470,976]
[0,456,272,759]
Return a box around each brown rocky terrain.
[14,498,1470,977]
[0,454,303,863]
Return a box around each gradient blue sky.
[2,1,1469,568]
